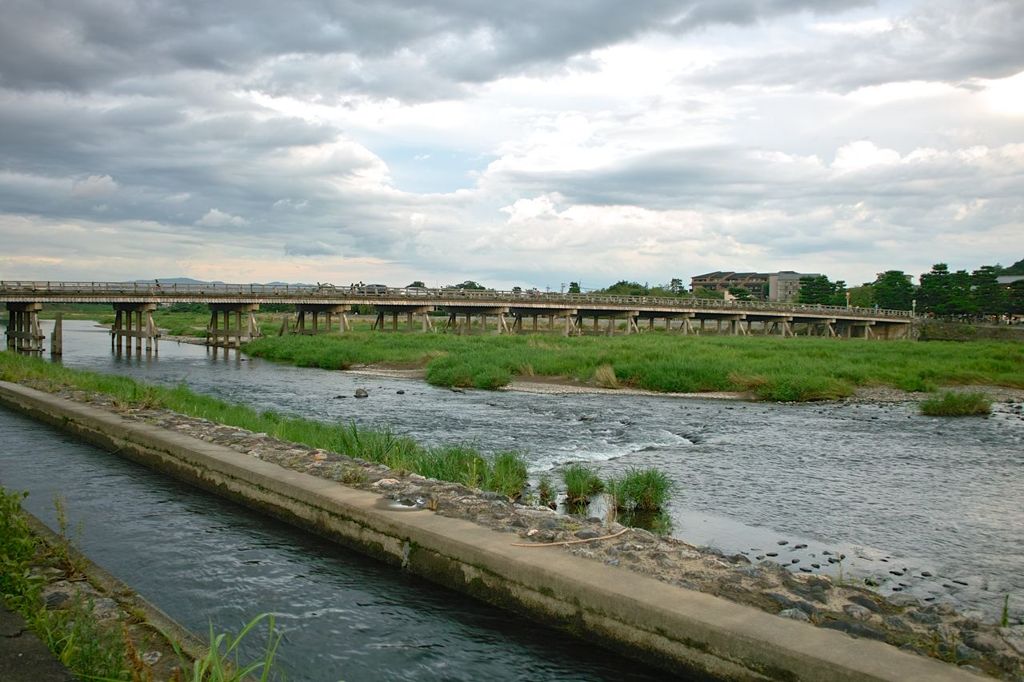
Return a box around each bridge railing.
[0,281,913,319]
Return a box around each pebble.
[777,540,789,546]
[766,552,779,557]
[354,388,369,398]
[396,390,405,395]
[843,604,874,621]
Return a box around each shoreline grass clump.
[605,468,673,512]
[920,392,992,416]
[0,352,528,497]
[562,463,604,506]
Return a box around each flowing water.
[7,320,1024,625]
[0,407,666,681]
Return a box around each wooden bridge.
[0,281,914,354]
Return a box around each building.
[690,271,819,302]
[767,271,820,302]
[689,272,770,299]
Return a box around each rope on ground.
[511,527,628,547]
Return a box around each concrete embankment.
[0,380,981,681]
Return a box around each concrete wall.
[0,381,979,682]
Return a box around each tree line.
[797,258,1024,318]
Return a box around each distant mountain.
[135,277,223,284]
[135,277,317,286]
[1002,258,1024,275]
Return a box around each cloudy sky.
[1,0,1022,289]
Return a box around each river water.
[8,321,1024,625]
[0,407,666,681]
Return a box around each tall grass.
[920,392,992,416]
[605,468,673,512]
[243,331,1024,402]
[562,463,604,505]
[0,352,527,495]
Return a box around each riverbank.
[0,486,205,680]
[0,366,1020,678]
[243,332,1024,402]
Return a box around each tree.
[407,280,426,288]
[971,265,1008,318]
[728,286,752,301]
[668,278,684,294]
[1008,280,1024,316]
[567,281,581,294]
[797,275,845,306]
[872,271,914,310]
[847,285,874,308]
[600,280,649,296]
[918,264,952,316]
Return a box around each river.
[8,320,1024,624]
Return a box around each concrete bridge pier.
[206,304,259,349]
[5,302,45,354]
[111,303,159,355]
[296,304,350,335]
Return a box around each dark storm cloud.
[0,0,868,100]
[690,0,1024,92]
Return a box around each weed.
[562,463,604,505]
[487,451,529,499]
[536,475,555,507]
[920,392,992,416]
[592,364,618,388]
[605,468,673,512]
[1003,594,1011,628]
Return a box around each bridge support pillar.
[50,312,63,357]
[5,302,45,354]
[297,304,348,335]
[111,303,160,355]
[207,304,259,348]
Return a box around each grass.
[242,330,1024,402]
[562,463,604,505]
[605,468,673,512]
[536,475,555,507]
[0,486,282,681]
[920,392,992,416]
[0,352,527,495]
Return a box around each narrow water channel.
[0,407,666,681]
[12,320,1024,623]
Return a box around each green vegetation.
[605,468,673,512]
[187,613,281,682]
[243,332,1024,402]
[0,485,281,681]
[562,463,604,505]
[798,275,847,306]
[536,475,555,507]
[920,392,992,417]
[0,352,527,495]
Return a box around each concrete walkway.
[0,602,74,681]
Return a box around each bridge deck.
[0,281,912,325]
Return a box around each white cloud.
[70,174,117,198]
[196,208,248,227]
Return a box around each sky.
[1,0,1022,290]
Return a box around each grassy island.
[243,332,1024,402]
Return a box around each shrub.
[920,392,992,416]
